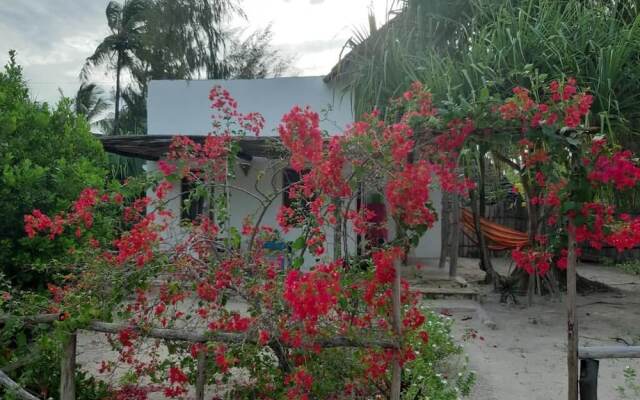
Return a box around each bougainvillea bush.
[4,84,479,399]
[490,77,640,287]
[7,69,640,398]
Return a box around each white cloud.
[0,0,391,104]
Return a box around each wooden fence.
[0,314,398,400]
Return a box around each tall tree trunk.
[521,175,539,305]
[468,155,497,285]
[113,51,122,136]
[479,151,486,218]
[391,258,402,400]
[567,224,579,400]
[470,187,497,286]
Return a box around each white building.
[100,75,442,266]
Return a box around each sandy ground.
[74,257,640,399]
[443,257,640,400]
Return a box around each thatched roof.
[323,11,405,83]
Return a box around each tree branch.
[1,315,399,349]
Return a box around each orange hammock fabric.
[461,208,529,251]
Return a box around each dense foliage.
[4,81,480,398]
[336,0,640,285]
[0,52,107,289]
[342,0,640,130]
[8,64,640,398]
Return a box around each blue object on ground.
[263,241,287,251]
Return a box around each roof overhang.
[97,135,286,161]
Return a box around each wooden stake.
[195,350,207,400]
[567,226,579,400]
[390,259,402,400]
[449,192,460,278]
[439,192,450,269]
[60,333,77,400]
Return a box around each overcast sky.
[0,0,391,105]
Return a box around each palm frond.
[106,1,123,32]
[80,35,119,81]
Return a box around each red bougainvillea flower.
[371,247,404,284]
[168,366,188,385]
[587,150,640,190]
[283,262,341,335]
[511,248,553,276]
[157,160,176,176]
[285,368,314,400]
[385,160,435,227]
[278,106,323,172]
[112,214,160,267]
[209,85,265,135]
[398,81,438,122]
[112,385,152,400]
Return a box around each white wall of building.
[147,76,353,136]
[146,158,359,268]
[145,76,442,265]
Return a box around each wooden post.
[449,192,460,278]
[390,259,402,400]
[579,359,598,400]
[60,332,77,400]
[439,192,450,269]
[567,226,579,400]
[195,350,207,400]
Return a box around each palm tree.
[137,0,243,81]
[74,83,110,129]
[82,0,148,135]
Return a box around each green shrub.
[0,51,107,289]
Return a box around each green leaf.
[291,236,305,251]
[479,87,490,102]
[561,201,577,213]
[292,256,304,269]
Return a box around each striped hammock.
[461,208,529,251]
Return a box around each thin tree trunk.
[439,192,450,269]
[449,192,460,278]
[478,150,487,272]
[113,51,122,136]
[390,259,402,400]
[467,155,496,285]
[470,188,497,286]
[333,197,342,261]
[522,176,538,306]
[479,152,486,218]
